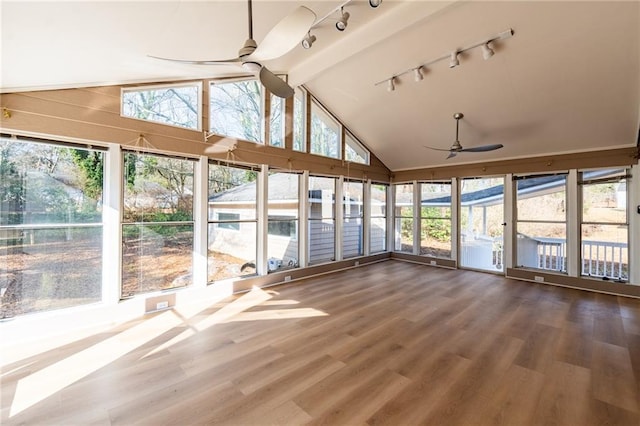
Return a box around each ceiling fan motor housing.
[238,39,258,57]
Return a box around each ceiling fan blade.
[148,55,242,65]
[423,145,452,152]
[259,66,294,98]
[249,6,316,62]
[460,144,504,152]
[446,152,457,159]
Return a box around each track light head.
[369,0,382,8]
[414,67,423,82]
[449,51,459,68]
[336,8,350,31]
[301,32,316,49]
[387,78,395,92]
[481,42,494,60]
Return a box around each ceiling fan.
[148,0,316,99]
[425,113,504,159]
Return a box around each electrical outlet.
[430,260,437,266]
[534,276,544,282]
[156,301,169,310]
[284,275,292,282]
[355,261,360,266]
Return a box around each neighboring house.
[208,173,386,271]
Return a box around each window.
[269,93,285,148]
[217,213,240,230]
[515,174,567,273]
[308,176,336,264]
[394,183,414,253]
[122,83,201,130]
[310,99,340,159]
[122,152,195,297]
[370,183,388,253]
[210,79,263,143]
[343,180,364,258]
[267,172,299,272]
[208,163,258,281]
[293,87,307,152]
[580,168,629,280]
[0,137,104,318]
[420,182,452,258]
[345,132,369,165]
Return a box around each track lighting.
[374,28,514,92]
[302,1,382,50]
[336,7,350,31]
[301,32,316,49]
[481,42,494,60]
[449,51,459,68]
[413,67,423,82]
[387,78,395,92]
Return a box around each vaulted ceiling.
[2,1,639,171]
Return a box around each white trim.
[503,174,514,270]
[335,176,344,261]
[630,164,640,285]
[451,177,459,263]
[103,144,122,304]
[257,165,268,275]
[299,171,309,267]
[567,170,579,277]
[413,181,420,255]
[363,180,371,256]
[193,156,209,287]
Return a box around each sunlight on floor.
[9,286,328,417]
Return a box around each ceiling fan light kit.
[424,112,504,159]
[375,28,514,91]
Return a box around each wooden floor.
[2,260,640,425]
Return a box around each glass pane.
[394,217,413,253]
[310,100,340,159]
[210,80,263,143]
[1,227,102,318]
[268,173,298,218]
[344,217,363,258]
[267,219,299,272]
[582,180,627,224]
[517,223,567,272]
[122,84,200,130]
[293,87,306,152]
[309,219,335,264]
[123,153,194,222]
[460,177,504,272]
[208,164,257,221]
[1,139,103,225]
[308,176,335,219]
[343,181,363,218]
[517,176,566,222]
[394,184,413,217]
[269,94,285,148]
[370,217,387,253]
[420,218,451,258]
[371,184,387,217]
[122,223,193,297]
[345,132,369,164]
[208,222,257,281]
[581,224,628,280]
[268,172,299,273]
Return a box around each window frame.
[344,130,370,165]
[309,97,342,160]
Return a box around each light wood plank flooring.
[2,260,640,425]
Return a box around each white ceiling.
[2,1,639,171]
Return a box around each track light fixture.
[374,28,514,92]
[449,51,460,68]
[302,0,382,50]
[413,67,423,82]
[335,7,350,31]
[301,32,316,49]
[481,42,494,60]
